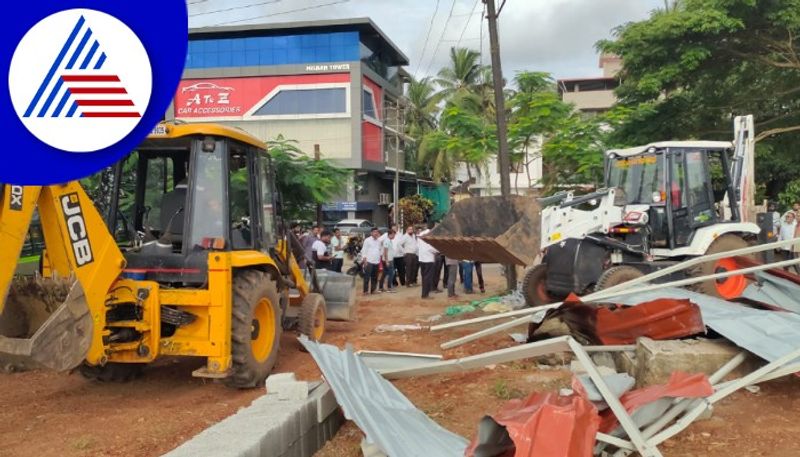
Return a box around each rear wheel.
[692,235,749,299]
[79,362,143,382]
[521,264,557,307]
[225,270,281,389]
[594,266,644,292]
[298,293,326,342]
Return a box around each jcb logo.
[60,193,94,266]
[8,186,23,211]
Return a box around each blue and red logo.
[24,15,142,120]
[3,1,187,184]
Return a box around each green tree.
[435,47,487,100]
[418,92,498,182]
[599,0,800,199]
[405,76,442,139]
[266,136,349,222]
[398,194,434,226]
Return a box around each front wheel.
[594,266,644,292]
[298,293,326,342]
[691,235,750,299]
[225,270,282,389]
[521,264,558,307]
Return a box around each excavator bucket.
[425,195,542,266]
[311,270,358,321]
[0,280,92,371]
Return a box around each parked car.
[334,219,387,236]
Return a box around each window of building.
[362,89,377,119]
[186,31,360,69]
[253,87,347,116]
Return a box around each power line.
[190,0,281,18]
[420,0,458,77]
[214,0,350,26]
[456,0,481,48]
[479,1,486,65]
[413,0,442,79]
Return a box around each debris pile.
[301,239,800,456]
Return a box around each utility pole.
[484,0,517,290]
[393,103,403,226]
[314,144,322,228]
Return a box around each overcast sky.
[188,0,664,80]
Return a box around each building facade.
[168,18,414,225]
[557,54,621,113]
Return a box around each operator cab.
[605,141,739,253]
[107,123,280,285]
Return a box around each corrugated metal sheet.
[742,271,800,314]
[608,288,800,363]
[529,295,705,345]
[299,336,469,457]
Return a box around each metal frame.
[433,238,800,350]
[381,333,800,457]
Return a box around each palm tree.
[436,47,486,100]
[405,76,441,139]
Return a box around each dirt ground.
[1,265,799,457]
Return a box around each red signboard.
[174,73,350,118]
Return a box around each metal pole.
[314,144,322,227]
[484,0,516,290]
[394,105,402,225]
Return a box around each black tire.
[79,363,143,382]
[594,266,644,292]
[298,293,326,342]
[691,234,749,299]
[225,270,282,389]
[521,264,557,307]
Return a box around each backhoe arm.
[0,185,40,314]
[0,182,126,370]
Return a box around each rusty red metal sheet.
[466,377,600,457]
[599,371,713,433]
[528,294,705,345]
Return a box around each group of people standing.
[293,224,346,273]
[358,222,484,299]
[292,221,485,299]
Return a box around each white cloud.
[189,0,663,79]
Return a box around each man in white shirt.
[329,228,345,272]
[397,225,419,286]
[359,227,382,294]
[379,230,398,293]
[418,222,439,299]
[391,225,406,287]
[312,230,333,270]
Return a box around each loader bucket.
[312,270,358,321]
[426,195,542,266]
[0,280,92,372]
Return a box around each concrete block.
[614,350,637,378]
[164,381,343,457]
[633,337,754,387]
[310,382,339,423]
[266,372,310,400]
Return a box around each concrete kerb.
[163,378,343,457]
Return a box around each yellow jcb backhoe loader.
[0,122,355,387]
